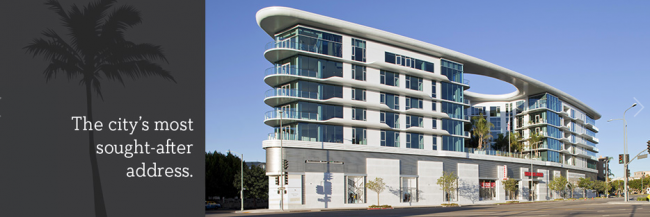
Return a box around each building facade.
[258,7,601,209]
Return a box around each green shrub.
[554,198,564,201]
[368,205,393,208]
[506,201,519,204]
[441,203,459,207]
[636,197,649,201]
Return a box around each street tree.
[549,175,568,198]
[437,171,459,204]
[567,183,575,198]
[366,177,386,206]
[502,177,519,200]
[578,177,593,198]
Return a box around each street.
[207,197,650,217]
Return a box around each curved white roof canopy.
[257,6,601,120]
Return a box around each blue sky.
[207,0,650,178]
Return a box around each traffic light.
[275,176,280,185]
[647,140,650,154]
[284,172,289,185]
[619,154,624,164]
[627,169,631,177]
[283,159,289,170]
[626,154,629,163]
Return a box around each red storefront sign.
[525,172,544,177]
[503,165,508,180]
[480,181,496,188]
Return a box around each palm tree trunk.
[86,82,107,217]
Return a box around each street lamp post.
[608,103,636,202]
[279,110,284,211]
[229,150,244,211]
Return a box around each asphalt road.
[206,197,650,217]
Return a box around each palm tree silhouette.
[24,0,175,216]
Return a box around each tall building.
[258,7,600,209]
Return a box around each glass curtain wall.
[441,59,463,83]
[274,55,342,79]
[273,123,343,143]
[275,27,342,57]
[441,82,463,103]
[385,52,434,72]
[442,102,464,119]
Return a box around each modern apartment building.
[258,7,600,209]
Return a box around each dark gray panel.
[279,148,597,180]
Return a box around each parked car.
[205,201,221,210]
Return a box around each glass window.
[406,133,423,149]
[432,101,437,112]
[490,106,501,117]
[380,92,399,110]
[406,115,423,128]
[401,177,418,202]
[405,75,423,91]
[351,107,366,121]
[441,102,464,119]
[275,27,342,57]
[380,111,400,128]
[432,135,438,150]
[381,130,400,147]
[431,82,436,98]
[351,64,366,81]
[385,52,434,72]
[441,59,463,83]
[352,127,367,145]
[380,70,399,87]
[440,82,463,103]
[405,97,423,110]
[346,176,365,203]
[274,55,343,79]
[351,39,366,62]
[490,117,501,131]
[352,88,366,101]
[479,180,496,201]
[432,118,437,129]
[442,136,464,152]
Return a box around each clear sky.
[207,0,650,179]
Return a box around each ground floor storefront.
[266,148,598,210]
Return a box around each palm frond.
[100,5,141,42]
[100,60,176,84]
[100,42,168,64]
[44,0,69,23]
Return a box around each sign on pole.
[639,154,648,160]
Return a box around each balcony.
[264,110,321,126]
[264,36,343,62]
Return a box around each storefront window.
[346,176,365,203]
[401,177,418,203]
[479,180,496,201]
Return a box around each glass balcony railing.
[264,110,320,121]
[463,148,530,159]
[265,66,320,78]
[265,88,321,100]
[267,132,297,141]
[528,99,548,110]
[265,36,343,57]
[463,98,471,105]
